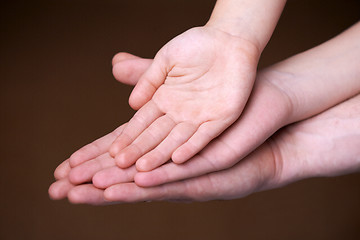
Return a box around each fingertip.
[128,93,142,110]
[134,172,156,188]
[92,172,106,189]
[67,189,82,204]
[112,52,137,66]
[109,144,119,158]
[171,149,191,164]
[109,137,131,157]
[112,57,153,86]
[112,62,136,86]
[68,168,82,185]
[115,145,141,168]
[128,81,154,110]
[115,153,132,169]
[68,185,108,205]
[133,173,147,187]
[48,180,71,200]
[135,159,152,172]
[104,184,136,202]
[112,63,122,79]
[54,160,71,180]
[171,156,185,164]
[69,152,81,168]
[48,182,61,200]
[103,187,116,201]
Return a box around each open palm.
[109,26,260,171]
[49,75,360,204]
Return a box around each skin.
[207,0,287,50]
[108,27,260,170]
[63,54,290,188]
[48,69,360,203]
[99,0,287,171]
[48,21,360,203]
[67,22,360,188]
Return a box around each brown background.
[1,0,360,239]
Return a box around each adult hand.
[120,22,360,187]
[48,50,290,202]
[50,91,360,204]
[52,22,360,196]
[105,92,360,202]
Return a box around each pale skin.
[63,22,360,190]
[49,22,360,204]
[109,27,259,170]
[47,0,360,202]
[88,0,287,171]
[50,91,360,204]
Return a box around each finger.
[68,153,116,185]
[109,101,163,157]
[106,145,271,202]
[134,154,217,187]
[128,55,167,110]
[69,124,126,168]
[134,135,239,187]
[92,165,137,189]
[133,80,291,188]
[54,159,71,180]
[113,58,153,86]
[136,121,197,172]
[104,173,219,202]
[48,178,75,200]
[104,182,167,202]
[172,121,226,164]
[112,52,140,66]
[133,98,277,187]
[115,115,176,168]
[104,179,195,202]
[67,184,109,205]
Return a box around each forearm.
[206,0,287,52]
[269,93,360,190]
[263,21,360,123]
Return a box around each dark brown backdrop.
[1,0,359,240]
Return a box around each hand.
[111,22,360,187]
[107,92,359,202]
[48,53,147,203]
[51,21,360,201]
[67,50,291,190]
[108,26,260,171]
[50,92,360,204]
[50,20,360,205]
[48,52,289,202]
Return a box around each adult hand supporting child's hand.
[104,22,360,188]
[48,52,284,202]
[49,45,360,202]
[49,85,360,204]
[54,21,360,197]
[102,0,287,172]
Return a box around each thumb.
[112,52,153,86]
[128,52,168,110]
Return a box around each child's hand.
[109,26,260,171]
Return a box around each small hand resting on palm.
[108,26,259,171]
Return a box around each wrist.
[204,20,263,55]
[206,0,286,52]
[200,24,262,64]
